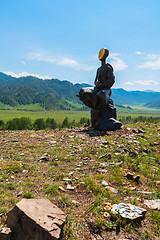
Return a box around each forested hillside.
[0,72,160,110]
[0,72,83,110]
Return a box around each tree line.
[0,115,159,130]
[118,115,160,124]
[0,117,91,130]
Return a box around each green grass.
[116,105,160,114]
[0,108,160,124]
[22,192,34,199]
[0,102,15,110]
[0,110,90,123]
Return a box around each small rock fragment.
[17,191,23,197]
[0,227,11,240]
[102,141,109,145]
[102,180,109,187]
[67,185,75,191]
[138,129,145,134]
[71,200,80,206]
[58,186,66,192]
[99,153,111,159]
[144,199,160,210]
[38,156,49,161]
[134,175,140,184]
[130,187,136,191]
[139,191,153,195]
[125,172,134,180]
[106,186,118,194]
[156,181,160,185]
[63,178,72,182]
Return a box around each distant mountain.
[0,73,81,101]
[0,72,160,109]
[0,72,83,110]
[144,97,160,109]
[111,88,160,108]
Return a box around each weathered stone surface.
[111,203,146,220]
[0,227,11,240]
[144,199,160,210]
[7,199,67,240]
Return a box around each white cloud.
[137,53,160,70]
[124,81,134,85]
[27,51,96,71]
[109,53,127,71]
[147,54,159,60]
[27,52,56,63]
[3,71,52,80]
[21,61,26,65]
[135,80,158,86]
[135,51,145,55]
[137,58,160,70]
[57,58,78,67]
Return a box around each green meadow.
[0,110,90,123]
[0,108,160,123]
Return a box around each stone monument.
[77,48,122,131]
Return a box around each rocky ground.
[0,122,160,239]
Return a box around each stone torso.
[97,63,115,89]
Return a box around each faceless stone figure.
[77,48,122,131]
[93,48,115,109]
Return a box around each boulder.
[7,199,67,240]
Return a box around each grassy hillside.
[0,123,159,239]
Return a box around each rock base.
[91,106,122,131]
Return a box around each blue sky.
[1,0,160,91]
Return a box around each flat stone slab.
[111,203,146,220]
[144,199,160,210]
[7,198,67,240]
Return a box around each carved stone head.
[98,48,109,61]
